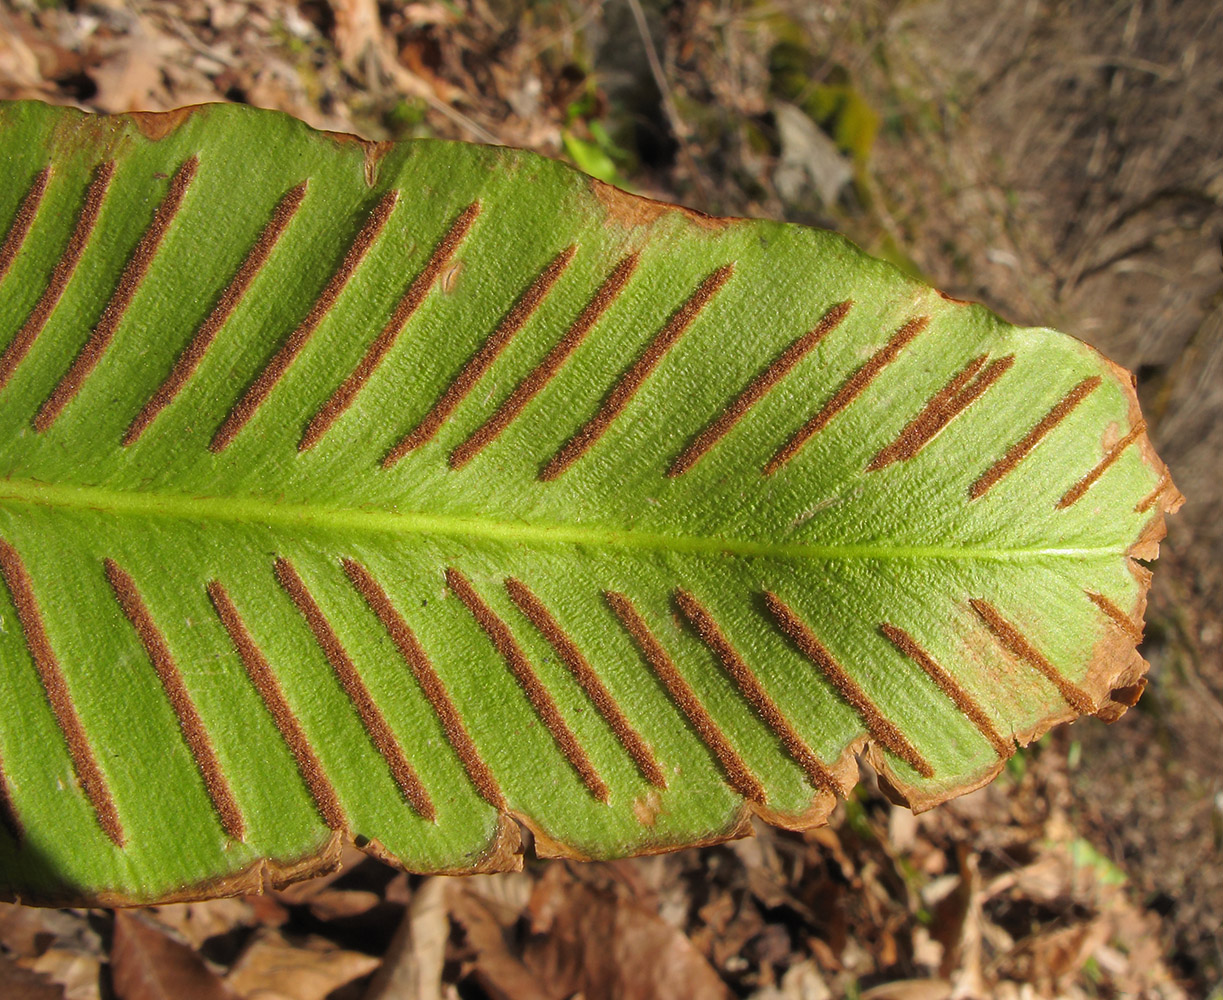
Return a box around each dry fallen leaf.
[0,902,95,960]
[448,887,556,1000]
[146,899,256,951]
[224,929,379,1000]
[20,947,101,1000]
[0,953,66,1000]
[860,981,952,1000]
[523,866,734,1000]
[364,877,447,1000]
[111,911,235,1000]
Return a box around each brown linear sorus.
[765,315,930,477]
[211,189,400,453]
[668,300,853,477]
[970,376,1102,500]
[0,538,124,846]
[206,580,347,832]
[763,591,934,778]
[125,181,309,446]
[342,559,506,810]
[879,623,1013,760]
[449,252,640,470]
[275,557,436,820]
[1085,590,1144,644]
[0,161,115,393]
[1134,473,1171,513]
[104,559,245,841]
[0,165,50,287]
[673,588,840,794]
[867,353,1016,471]
[35,156,199,432]
[605,590,766,804]
[540,264,734,481]
[969,599,1094,713]
[1056,420,1146,509]
[384,242,576,467]
[303,201,481,453]
[504,577,667,789]
[446,568,609,802]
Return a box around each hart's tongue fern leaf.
[0,102,1179,905]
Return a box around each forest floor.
[0,1,1220,998]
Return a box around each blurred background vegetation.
[0,1,1219,997]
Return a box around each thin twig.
[348,2,500,146]
[525,0,604,60]
[420,89,500,145]
[624,0,711,202]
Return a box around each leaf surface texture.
[0,102,1179,904]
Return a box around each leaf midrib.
[0,477,1122,563]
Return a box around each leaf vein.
[446,567,609,802]
[384,241,576,465]
[275,556,435,820]
[35,156,199,432]
[125,180,309,446]
[0,165,50,288]
[606,590,766,803]
[210,189,399,452]
[105,558,245,841]
[207,579,348,831]
[0,161,114,393]
[343,558,506,810]
[0,537,125,846]
[304,201,481,453]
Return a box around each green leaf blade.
[0,100,1179,904]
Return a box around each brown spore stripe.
[540,264,734,481]
[505,578,666,789]
[0,539,124,846]
[969,599,1094,713]
[669,301,852,477]
[0,752,23,842]
[1085,591,1144,644]
[206,580,347,831]
[869,354,1015,471]
[275,556,435,820]
[0,165,50,286]
[1134,474,1170,513]
[766,315,929,476]
[869,356,985,468]
[446,567,608,801]
[0,161,115,393]
[104,559,244,841]
[1056,420,1146,508]
[970,376,1102,500]
[342,559,505,810]
[384,243,576,466]
[879,623,1013,759]
[303,202,480,452]
[763,592,934,778]
[674,588,839,793]
[125,181,308,446]
[34,157,199,432]
[605,590,766,804]
[211,189,399,452]
[450,253,639,470]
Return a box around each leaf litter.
[0,760,1185,999]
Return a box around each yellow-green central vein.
[0,476,1122,563]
